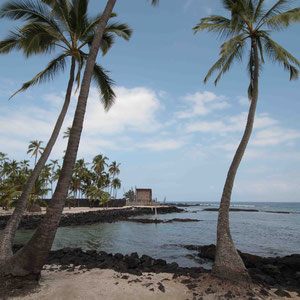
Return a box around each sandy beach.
[8,267,299,300]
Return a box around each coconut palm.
[0,0,157,279]
[112,177,121,199]
[92,154,108,175]
[108,160,120,197]
[194,0,300,282]
[27,140,45,166]
[0,0,131,260]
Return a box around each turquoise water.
[12,202,300,268]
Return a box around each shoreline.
[10,244,300,294]
[3,257,299,299]
[8,268,298,300]
[0,206,183,230]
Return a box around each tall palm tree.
[194,0,300,282]
[0,0,131,261]
[1,0,158,279]
[112,177,121,199]
[108,160,120,197]
[27,140,45,166]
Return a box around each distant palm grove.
[0,146,121,210]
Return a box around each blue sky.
[0,0,300,202]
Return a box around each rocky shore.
[0,206,183,230]
[183,244,300,293]
[8,244,299,299]
[12,244,206,279]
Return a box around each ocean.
[13,202,300,268]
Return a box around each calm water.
[12,202,300,268]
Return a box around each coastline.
[0,206,183,230]
[6,266,299,300]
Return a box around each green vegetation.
[0,148,122,210]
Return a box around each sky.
[0,0,300,203]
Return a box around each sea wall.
[0,206,183,230]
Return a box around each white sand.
[0,205,166,216]
[9,268,299,300]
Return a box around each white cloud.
[83,86,162,135]
[176,91,229,119]
[235,174,300,201]
[137,139,186,151]
[238,96,250,106]
[0,86,164,159]
[252,127,300,147]
[185,112,277,134]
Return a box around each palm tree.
[112,177,121,199]
[0,0,131,260]
[92,154,108,175]
[194,0,300,282]
[108,160,120,197]
[27,140,45,166]
[0,0,157,279]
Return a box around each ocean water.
[12,202,300,268]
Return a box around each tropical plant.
[0,0,157,280]
[27,140,45,166]
[111,177,121,199]
[194,0,300,282]
[0,0,131,260]
[109,160,120,197]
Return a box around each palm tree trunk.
[0,58,76,261]
[212,37,259,282]
[1,0,116,277]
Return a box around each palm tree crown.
[194,0,300,96]
[0,0,132,108]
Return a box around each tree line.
[0,145,121,210]
[0,0,299,286]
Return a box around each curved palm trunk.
[1,0,116,277]
[0,58,76,261]
[212,38,259,282]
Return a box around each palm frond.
[0,30,22,54]
[92,63,116,111]
[193,15,237,38]
[204,33,246,84]
[264,8,300,30]
[0,0,70,48]
[0,0,58,30]
[18,23,59,56]
[151,0,159,6]
[104,22,132,41]
[214,42,245,85]
[254,0,265,21]
[262,35,300,80]
[221,0,235,11]
[257,0,289,27]
[69,0,89,38]
[10,53,67,98]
